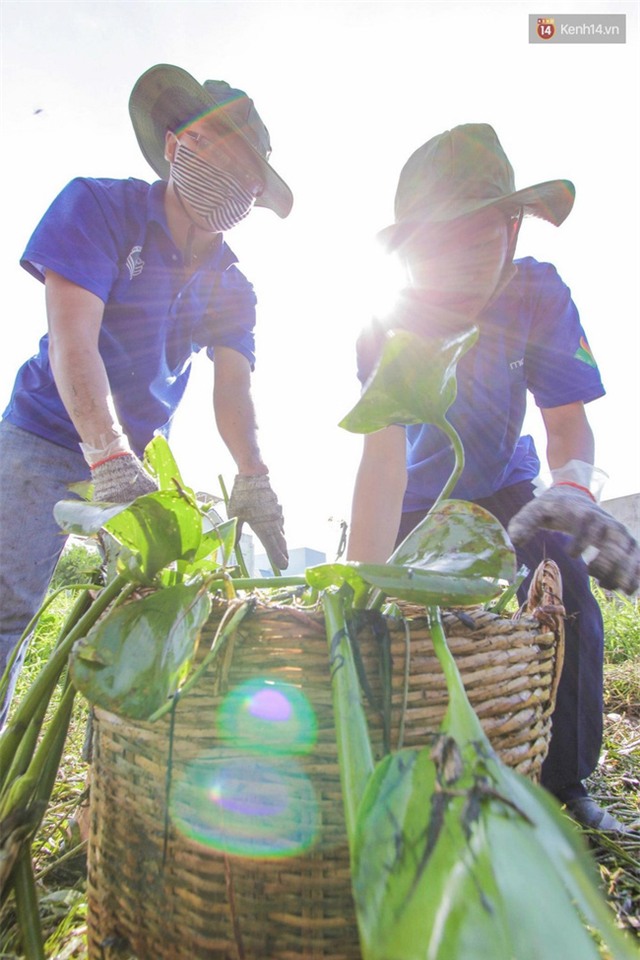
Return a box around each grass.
[1,575,638,958]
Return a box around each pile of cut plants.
[1,326,638,959]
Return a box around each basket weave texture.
[87,598,563,960]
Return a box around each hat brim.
[378,179,575,250]
[129,64,293,219]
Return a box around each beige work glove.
[90,452,158,503]
[81,436,158,503]
[508,462,639,595]
[227,474,289,571]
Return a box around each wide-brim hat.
[379,123,574,249]
[129,64,293,219]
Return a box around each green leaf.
[307,502,514,608]
[144,435,186,492]
[339,326,478,434]
[192,518,237,566]
[102,492,203,579]
[415,605,639,960]
[53,499,131,537]
[390,500,516,584]
[352,747,513,960]
[69,583,211,719]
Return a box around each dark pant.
[397,481,604,800]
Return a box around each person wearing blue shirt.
[0,64,292,724]
[347,124,640,833]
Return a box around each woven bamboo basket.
[86,578,564,960]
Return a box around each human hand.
[91,452,158,503]
[508,484,640,595]
[227,474,289,571]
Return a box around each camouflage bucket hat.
[379,123,574,249]
[129,63,293,218]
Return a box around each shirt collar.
[147,180,239,270]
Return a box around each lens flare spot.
[217,679,317,755]
[170,754,320,858]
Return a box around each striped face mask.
[171,142,257,232]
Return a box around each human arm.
[45,269,156,500]
[46,270,120,448]
[540,401,594,471]
[213,346,288,570]
[508,401,639,594]
[346,425,407,562]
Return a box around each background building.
[253,546,326,578]
[602,493,640,546]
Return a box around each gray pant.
[0,420,89,724]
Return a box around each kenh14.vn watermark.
[529,14,626,43]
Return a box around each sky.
[1,0,638,562]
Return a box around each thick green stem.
[427,605,484,744]
[13,847,45,960]
[323,591,375,851]
[223,576,306,591]
[0,584,94,704]
[0,575,131,783]
[2,591,94,788]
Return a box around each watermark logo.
[537,17,555,40]
[529,14,625,44]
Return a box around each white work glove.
[508,461,640,595]
[227,474,289,571]
[81,436,158,503]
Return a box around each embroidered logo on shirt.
[126,246,144,279]
[510,358,524,370]
[574,335,598,368]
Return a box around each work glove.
[508,483,640,596]
[90,452,158,503]
[227,474,289,571]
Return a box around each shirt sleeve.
[522,261,605,408]
[201,264,257,369]
[20,178,123,302]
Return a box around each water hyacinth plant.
[311,325,638,960]
[0,327,636,958]
[0,438,306,956]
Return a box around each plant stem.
[0,575,131,783]
[431,417,465,508]
[0,584,94,703]
[13,848,45,960]
[323,591,375,850]
[427,605,484,744]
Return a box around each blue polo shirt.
[356,257,605,509]
[3,177,257,457]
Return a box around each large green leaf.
[339,326,478,434]
[352,743,608,960]
[103,492,203,579]
[69,583,211,719]
[55,492,205,583]
[350,608,638,960]
[390,500,516,582]
[353,747,514,960]
[307,501,514,609]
